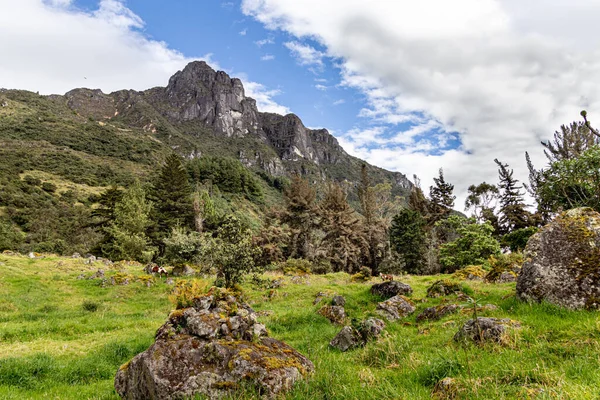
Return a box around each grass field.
[1,254,600,399]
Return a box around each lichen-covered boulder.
[115,289,313,399]
[497,271,517,283]
[416,304,459,323]
[426,280,462,298]
[329,318,385,352]
[453,317,520,344]
[376,295,415,321]
[331,295,346,307]
[517,208,600,309]
[317,305,346,324]
[370,281,413,299]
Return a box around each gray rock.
[497,271,517,283]
[426,280,462,298]
[171,265,196,277]
[165,278,175,286]
[331,295,346,307]
[115,292,313,399]
[517,208,600,309]
[376,296,415,321]
[317,305,346,324]
[72,253,81,258]
[357,318,385,341]
[454,317,520,344]
[329,326,361,352]
[416,304,459,323]
[89,269,105,279]
[371,281,413,299]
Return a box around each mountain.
[60,61,412,195]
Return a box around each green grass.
[1,255,600,399]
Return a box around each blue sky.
[2,0,599,208]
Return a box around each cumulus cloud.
[0,0,289,118]
[261,54,275,61]
[242,0,600,208]
[244,81,291,115]
[283,41,325,70]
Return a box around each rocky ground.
[1,253,600,399]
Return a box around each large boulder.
[115,289,313,399]
[370,281,413,299]
[517,208,600,309]
[376,295,415,321]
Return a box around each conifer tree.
[358,164,388,272]
[150,153,194,252]
[282,174,317,259]
[103,181,154,262]
[389,209,426,274]
[319,182,368,273]
[494,159,531,234]
[429,168,455,223]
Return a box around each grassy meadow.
[1,254,600,399]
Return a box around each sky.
[2,0,600,210]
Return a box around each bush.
[82,301,99,312]
[452,265,486,280]
[280,258,312,275]
[41,182,57,193]
[502,227,538,252]
[485,252,524,282]
[311,259,332,274]
[169,279,210,309]
[162,228,205,266]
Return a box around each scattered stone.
[115,289,314,399]
[313,291,330,305]
[317,305,347,324]
[416,304,459,323]
[331,295,346,307]
[72,253,81,258]
[290,275,309,285]
[454,317,520,344]
[371,281,413,299]
[426,280,462,298]
[2,250,18,256]
[89,269,105,279]
[171,265,196,277]
[497,271,517,283]
[165,278,175,286]
[329,318,385,352]
[517,208,600,310]
[376,295,415,321]
[432,377,459,399]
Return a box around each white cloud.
[244,81,291,115]
[242,0,600,208]
[314,84,328,91]
[261,54,275,61]
[283,41,325,69]
[333,99,345,106]
[255,38,274,47]
[239,28,247,36]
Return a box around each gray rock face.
[497,271,517,283]
[517,208,600,310]
[376,296,416,321]
[331,295,346,307]
[171,265,196,277]
[371,281,413,299]
[115,290,313,399]
[329,326,360,352]
[416,304,459,323]
[454,317,520,344]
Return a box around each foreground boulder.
[370,281,413,299]
[517,208,600,310]
[115,289,314,399]
[453,317,520,344]
[329,318,385,352]
[376,295,415,321]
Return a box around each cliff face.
[62,61,412,195]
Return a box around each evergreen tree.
[408,175,430,219]
[150,153,194,252]
[494,159,531,234]
[429,168,455,223]
[319,182,368,273]
[208,215,261,288]
[389,209,426,274]
[358,164,388,272]
[90,185,123,228]
[541,121,599,162]
[103,181,155,262]
[282,174,317,259]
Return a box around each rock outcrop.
[517,208,600,309]
[376,296,415,321]
[115,288,313,399]
[370,281,413,299]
